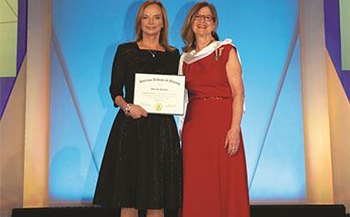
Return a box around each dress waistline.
[189,96,232,102]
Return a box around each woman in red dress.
[178,2,250,217]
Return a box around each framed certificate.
[133,73,185,115]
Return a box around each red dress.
[182,44,250,217]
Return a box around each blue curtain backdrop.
[50,0,305,203]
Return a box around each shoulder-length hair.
[135,1,175,51]
[181,1,219,52]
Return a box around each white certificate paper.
[133,73,185,115]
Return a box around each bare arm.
[224,48,244,156]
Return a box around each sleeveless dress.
[93,42,182,210]
[181,42,250,217]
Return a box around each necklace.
[148,49,156,58]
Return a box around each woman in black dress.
[93,1,182,217]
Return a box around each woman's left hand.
[224,128,241,156]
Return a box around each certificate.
[133,73,185,115]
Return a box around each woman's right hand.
[128,104,148,119]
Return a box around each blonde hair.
[135,1,175,51]
[181,1,219,52]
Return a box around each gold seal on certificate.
[133,73,185,115]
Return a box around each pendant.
[148,50,156,58]
[214,49,219,61]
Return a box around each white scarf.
[178,38,239,75]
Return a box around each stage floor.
[11,204,348,217]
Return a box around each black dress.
[93,42,182,210]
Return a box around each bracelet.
[123,103,132,114]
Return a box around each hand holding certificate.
[133,73,185,115]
